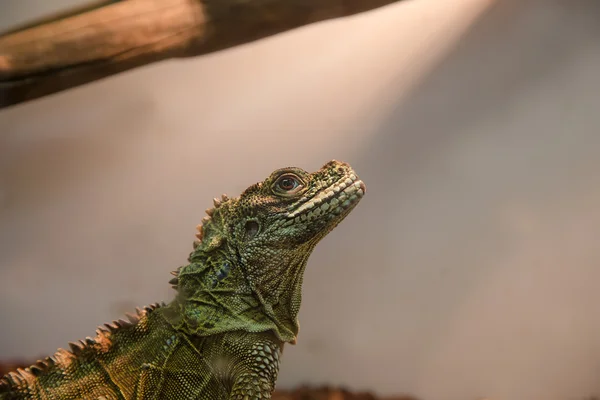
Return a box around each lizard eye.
[274,174,302,194]
[278,176,298,191]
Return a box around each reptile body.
[0,160,365,399]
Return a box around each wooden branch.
[0,0,407,109]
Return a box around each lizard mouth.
[284,174,366,224]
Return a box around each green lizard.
[0,160,366,399]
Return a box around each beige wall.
[2,1,600,399]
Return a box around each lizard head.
[231,159,366,255]
[174,160,365,342]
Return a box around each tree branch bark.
[0,0,407,109]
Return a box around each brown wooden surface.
[0,0,407,109]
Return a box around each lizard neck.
[241,247,313,343]
[166,245,309,344]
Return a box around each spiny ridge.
[169,276,179,290]
[193,193,230,247]
[170,268,182,289]
[0,302,165,389]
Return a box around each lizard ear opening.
[244,220,260,241]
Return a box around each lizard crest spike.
[0,160,365,400]
[104,322,118,332]
[125,313,139,324]
[68,342,84,355]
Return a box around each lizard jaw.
[284,175,365,225]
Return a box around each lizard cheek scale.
[0,160,365,400]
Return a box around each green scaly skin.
[0,160,366,399]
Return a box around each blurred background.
[2,0,600,399]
